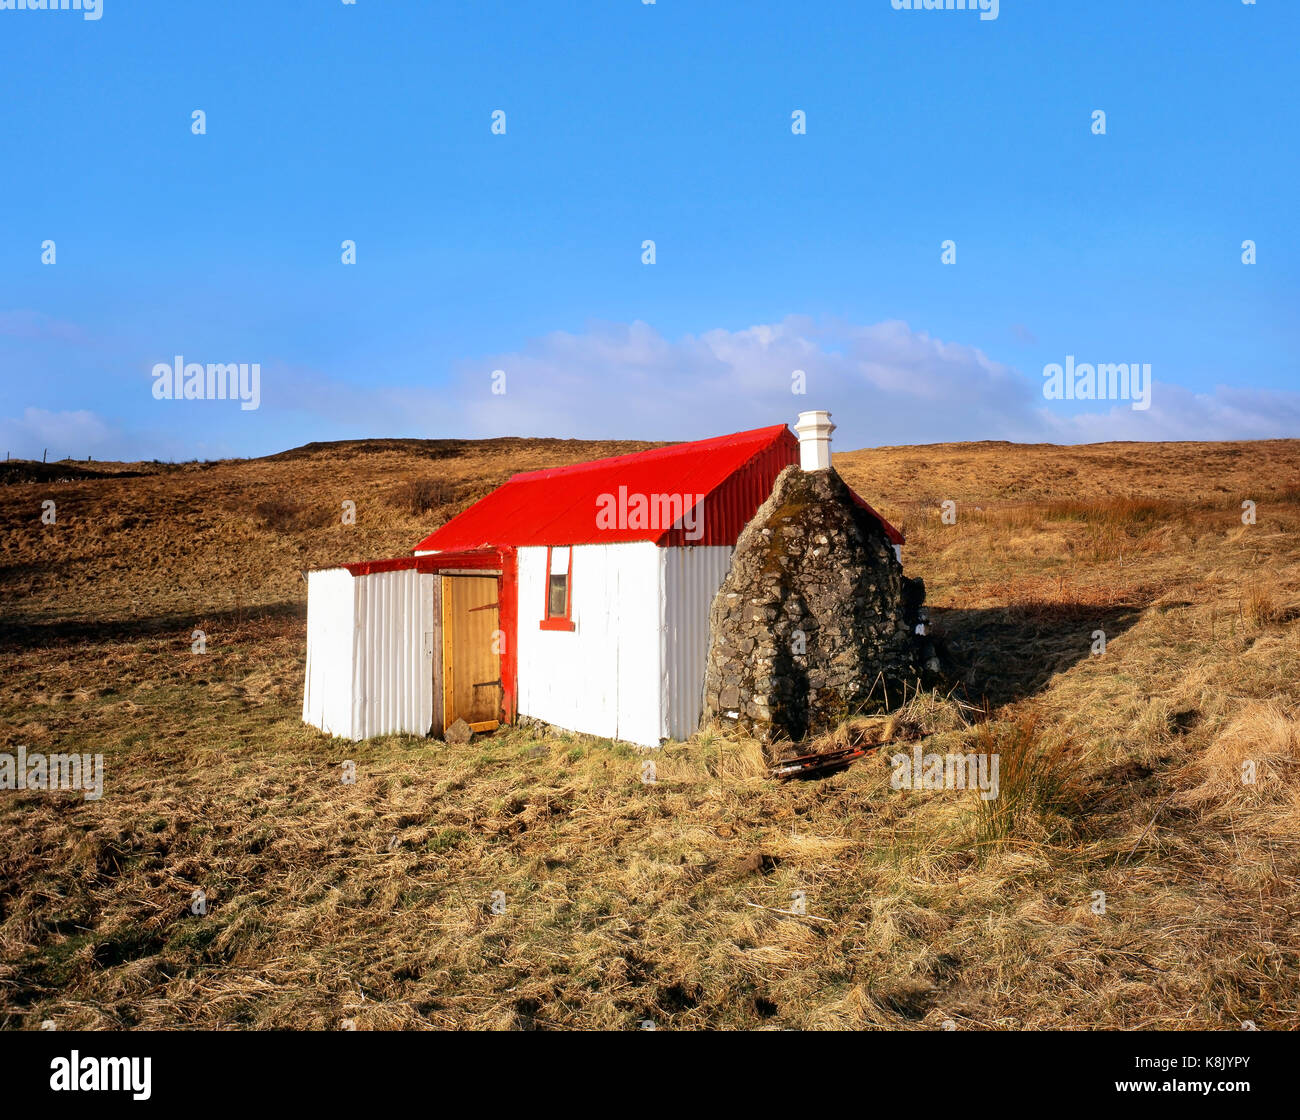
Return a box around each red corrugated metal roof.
[412,424,903,552]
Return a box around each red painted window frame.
[539,545,575,631]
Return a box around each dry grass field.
[1,436,1298,1030]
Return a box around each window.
[539,546,575,631]
[548,570,568,617]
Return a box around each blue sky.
[0,0,1296,460]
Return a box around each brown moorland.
[0,436,1297,1030]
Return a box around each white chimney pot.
[794,410,835,471]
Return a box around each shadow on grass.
[933,599,1150,709]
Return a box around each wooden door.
[441,575,501,733]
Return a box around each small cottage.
[302,410,914,747]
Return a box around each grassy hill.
[1,437,1297,1029]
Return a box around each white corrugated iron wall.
[660,546,734,741]
[350,568,435,740]
[302,568,358,737]
[515,543,662,747]
[303,567,434,741]
[614,545,661,746]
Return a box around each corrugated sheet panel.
[515,543,662,747]
[302,567,434,742]
[660,546,734,741]
[303,568,358,738]
[350,568,434,740]
[661,430,797,547]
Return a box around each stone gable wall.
[701,465,932,747]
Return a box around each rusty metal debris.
[770,742,880,780]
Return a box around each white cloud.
[1045,382,1300,444]
[0,407,116,460]
[448,317,1049,447]
[0,407,235,463]
[111,318,1296,454]
[443,318,1299,447]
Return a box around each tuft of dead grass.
[1174,701,1300,827]
[969,715,1080,855]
